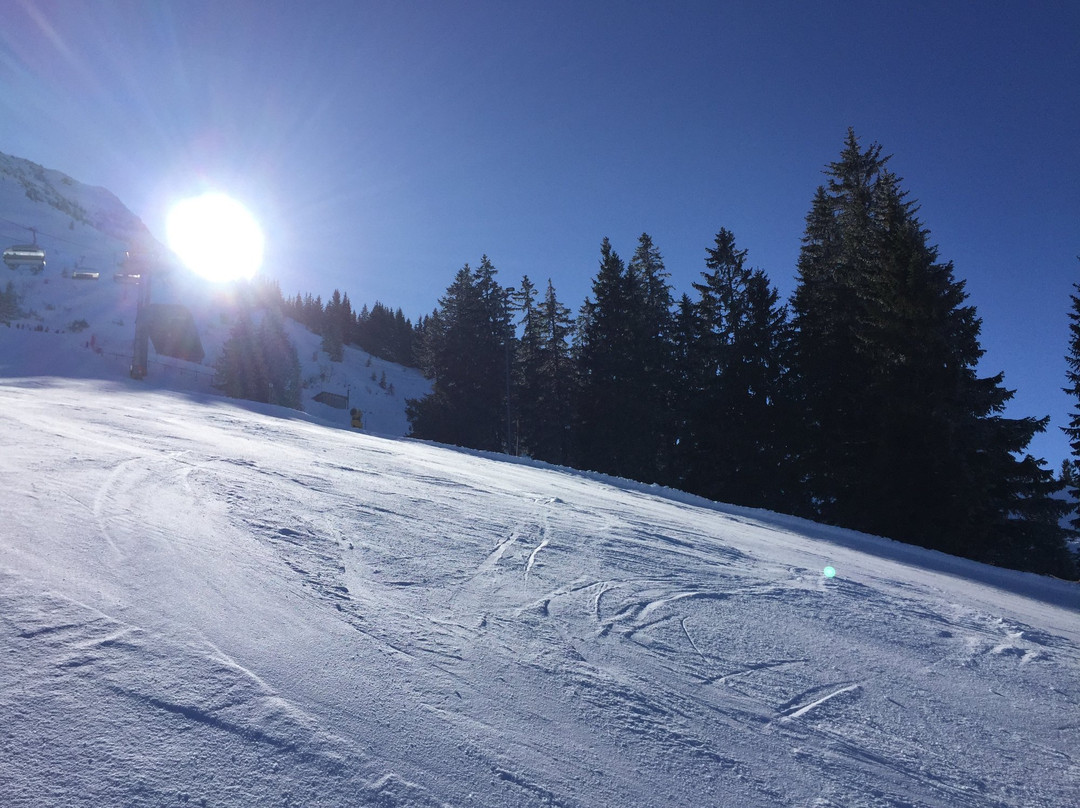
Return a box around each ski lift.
[3,244,46,272]
[4,226,46,272]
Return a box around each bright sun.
[166,193,264,282]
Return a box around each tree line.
[212,280,421,408]
[406,131,1078,579]
[283,291,417,367]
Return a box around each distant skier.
[350,408,363,429]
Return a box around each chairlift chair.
[4,244,46,271]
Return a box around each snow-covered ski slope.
[1,377,1077,807]
[1,150,1077,805]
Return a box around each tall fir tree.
[537,278,577,464]
[573,238,633,474]
[792,130,1072,576]
[669,291,699,477]
[407,256,514,451]
[673,229,793,509]
[574,235,675,482]
[1060,262,1080,551]
[321,289,350,361]
[626,232,677,480]
[511,276,542,458]
[513,276,575,464]
[213,308,302,409]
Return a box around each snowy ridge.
[0,151,150,272]
[1,377,1077,807]
[0,151,151,246]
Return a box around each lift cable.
[0,213,134,255]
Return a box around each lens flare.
[823,566,837,578]
[167,193,264,282]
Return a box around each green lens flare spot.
[823,566,836,578]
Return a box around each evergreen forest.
[404,132,1079,579]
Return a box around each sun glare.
[167,193,264,282]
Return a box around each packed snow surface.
[1,377,1077,807]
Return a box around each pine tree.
[390,307,416,366]
[407,257,514,451]
[792,136,891,520]
[674,229,792,509]
[514,276,575,463]
[214,313,263,401]
[669,292,699,476]
[321,290,348,361]
[626,233,677,480]
[213,309,301,409]
[573,235,675,482]
[792,130,1072,575]
[259,309,303,409]
[574,238,626,472]
[512,276,542,457]
[537,279,576,464]
[1060,264,1080,547]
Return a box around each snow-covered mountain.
[0,151,153,253]
[0,150,430,435]
[1,155,1078,807]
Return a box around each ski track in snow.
[1,379,1079,807]
[523,525,551,580]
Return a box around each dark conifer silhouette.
[407,256,514,451]
[1060,262,1080,559]
[673,228,793,509]
[791,130,1071,575]
[513,276,576,464]
[574,235,675,482]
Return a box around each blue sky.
[2,0,1078,468]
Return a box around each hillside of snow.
[0,150,429,436]
[1,376,1078,807]
[1,151,1078,807]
